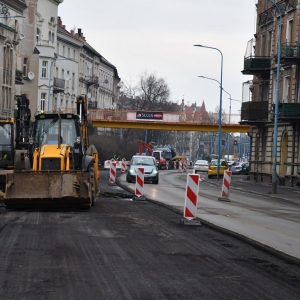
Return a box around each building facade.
[0,0,27,118]
[242,0,300,186]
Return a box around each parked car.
[207,159,228,178]
[231,162,249,174]
[193,160,208,173]
[227,161,235,170]
[126,155,159,184]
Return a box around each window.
[42,61,47,78]
[73,49,75,60]
[36,28,41,44]
[63,46,65,56]
[23,57,28,77]
[68,48,70,58]
[287,19,293,43]
[41,93,46,111]
[72,73,75,89]
[66,71,70,89]
[2,43,13,116]
[283,76,290,103]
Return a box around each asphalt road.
[118,168,300,263]
[0,172,299,299]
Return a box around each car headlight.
[129,169,135,173]
[153,170,158,174]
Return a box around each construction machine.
[0,94,31,192]
[4,95,99,209]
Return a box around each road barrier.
[104,160,124,169]
[219,170,232,201]
[183,161,187,172]
[184,174,200,220]
[121,158,126,172]
[109,161,117,184]
[179,161,183,172]
[135,167,144,197]
[166,160,169,170]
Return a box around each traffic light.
[233,140,237,145]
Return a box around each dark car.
[126,155,159,184]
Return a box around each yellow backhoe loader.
[4,95,99,209]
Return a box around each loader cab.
[0,122,14,169]
[33,113,83,150]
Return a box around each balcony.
[86,75,99,87]
[15,69,23,85]
[241,101,269,122]
[53,77,65,94]
[279,43,300,65]
[88,101,98,108]
[241,56,271,76]
[276,103,300,120]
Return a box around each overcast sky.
[58,0,256,117]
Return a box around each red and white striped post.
[179,161,183,172]
[183,174,200,220]
[166,160,169,170]
[121,158,126,172]
[219,170,232,201]
[173,161,177,169]
[183,161,187,172]
[109,161,117,184]
[135,167,144,198]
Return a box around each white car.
[193,160,208,173]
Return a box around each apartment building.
[0,0,27,118]
[241,0,300,186]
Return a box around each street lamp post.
[268,0,282,193]
[198,75,232,161]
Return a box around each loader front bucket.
[4,171,92,208]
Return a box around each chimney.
[70,30,74,35]
[78,28,82,37]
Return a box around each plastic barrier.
[179,161,183,172]
[220,170,232,199]
[121,158,126,172]
[109,161,117,183]
[104,160,123,169]
[184,174,200,220]
[135,167,144,197]
[166,160,169,170]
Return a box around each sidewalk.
[201,175,300,205]
[232,179,300,204]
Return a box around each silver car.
[126,155,159,184]
[193,160,208,173]
[230,162,244,174]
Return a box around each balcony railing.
[15,69,23,85]
[241,101,269,121]
[278,43,300,64]
[88,101,98,108]
[53,77,65,93]
[86,75,99,86]
[276,103,300,118]
[242,56,271,76]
